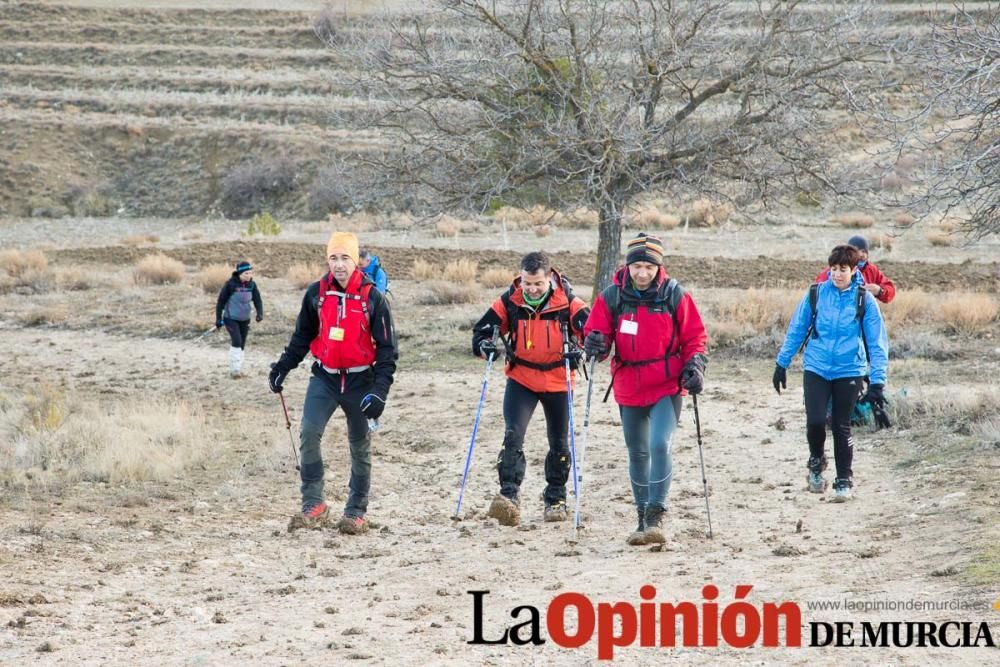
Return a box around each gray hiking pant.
[299,366,372,517]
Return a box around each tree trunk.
[593,203,623,302]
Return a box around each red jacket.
[309,269,377,370]
[472,269,590,394]
[584,266,707,407]
[816,262,895,303]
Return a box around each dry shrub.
[937,218,960,233]
[328,211,377,233]
[709,288,799,333]
[832,212,876,228]
[526,205,563,228]
[181,230,204,241]
[926,232,953,247]
[636,206,681,229]
[867,233,893,251]
[0,249,48,277]
[133,253,185,285]
[0,390,209,484]
[560,207,600,229]
[493,206,531,230]
[685,198,733,227]
[286,263,324,289]
[420,281,480,305]
[221,156,298,219]
[893,212,916,228]
[412,258,435,280]
[882,290,933,329]
[312,4,342,46]
[197,264,232,294]
[940,293,998,335]
[51,269,91,291]
[19,306,68,327]
[891,385,1000,432]
[435,216,461,238]
[120,234,160,246]
[442,259,478,283]
[879,172,908,192]
[481,267,512,288]
[534,224,552,237]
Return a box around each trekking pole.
[560,322,581,531]
[691,394,713,539]
[574,356,597,530]
[454,325,500,518]
[194,326,217,342]
[277,391,300,471]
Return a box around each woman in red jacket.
[584,233,708,546]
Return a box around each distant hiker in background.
[471,251,590,527]
[774,244,889,503]
[583,233,708,546]
[268,232,398,534]
[359,248,389,295]
[215,260,263,379]
[816,235,896,304]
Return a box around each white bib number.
[620,319,638,335]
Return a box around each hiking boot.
[486,494,520,527]
[642,505,667,544]
[626,506,647,546]
[830,478,853,503]
[337,514,369,535]
[806,456,828,493]
[543,501,568,522]
[288,501,330,532]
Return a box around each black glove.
[269,362,289,394]
[563,347,583,364]
[360,389,387,420]
[216,319,225,329]
[478,339,498,359]
[863,383,885,408]
[680,354,706,395]
[772,365,787,394]
[255,314,263,323]
[584,331,610,361]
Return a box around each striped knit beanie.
[625,233,664,266]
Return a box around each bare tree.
[857,5,998,240]
[348,0,884,294]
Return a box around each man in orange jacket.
[471,251,590,526]
[816,235,896,303]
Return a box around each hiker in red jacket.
[583,233,708,546]
[816,235,895,304]
[471,251,590,527]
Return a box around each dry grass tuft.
[564,207,600,229]
[0,389,210,484]
[481,268,513,288]
[286,263,324,289]
[0,249,48,277]
[680,198,733,227]
[709,288,799,332]
[940,293,998,335]
[893,212,916,228]
[442,259,478,283]
[420,281,480,305]
[19,306,68,327]
[832,211,876,228]
[926,231,953,247]
[434,215,461,238]
[892,385,1000,433]
[133,254,185,285]
[412,258,435,281]
[882,290,933,328]
[635,206,681,229]
[534,224,552,237]
[120,234,160,246]
[867,232,893,251]
[196,264,232,294]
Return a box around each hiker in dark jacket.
[215,260,263,378]
[268,232,397,534]
[775,244,889,503]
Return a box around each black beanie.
[233,260,252,276]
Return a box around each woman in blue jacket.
[772,245,889,502]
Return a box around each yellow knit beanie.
[327,232,359,265]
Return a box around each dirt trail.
[0,325,995,664]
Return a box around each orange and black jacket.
[471,269,590,393]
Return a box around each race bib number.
[620,319,638,335]
[329,327,345,341]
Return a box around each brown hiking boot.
[337,514,369,535]
[642,505,667,544]
[626,507,647,545]
[486,494,520,527]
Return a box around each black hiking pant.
[224,318,250,349]
[803,371,862,480]
[497,378,571,506]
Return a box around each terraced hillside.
[0,2,379,219]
